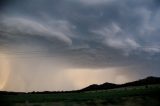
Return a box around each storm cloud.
[0,0,160,91]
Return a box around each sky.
[0,0,160,92]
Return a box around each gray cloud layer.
[0,0,160,91]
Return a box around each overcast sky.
[0,0,160,92]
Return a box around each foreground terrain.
[1,84,160,106]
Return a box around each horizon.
[0,75,159,92]
[0,0,160,92]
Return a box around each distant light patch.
[66,68,122,89]
[115,75,128,84]
[0,53,10,90]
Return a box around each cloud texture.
[0,0,160,91]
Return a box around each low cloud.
[92,23,140,54]
[72,0,115,5]
[0,16,75,45]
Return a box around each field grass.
[1,85,160,106]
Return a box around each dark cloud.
[0,0,160,61]
[0,0,160,91]
[0,0,10,10]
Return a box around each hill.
[80,76,160,91]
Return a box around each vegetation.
[1,77,160,106]
[1,85,160,106]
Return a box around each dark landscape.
[1,76,160,106]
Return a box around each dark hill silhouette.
[80,76,160,91]
[0,76,160,94]
[119,76,160,88]
[81,83,118,91]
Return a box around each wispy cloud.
[71,0,115,5]
[0,16,75,45]
[92,23,140,54]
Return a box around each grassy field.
[1,85,160,106]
